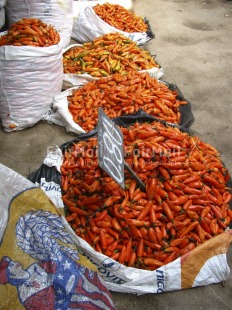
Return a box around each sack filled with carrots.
[29,114,232,294]
[44,71,193,134]
[73,0,133,18]
[0,18,63,132]
[72,2,153,45]
[5,0,73,48]
[62,32,163,88]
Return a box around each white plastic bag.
[62,43,164,89]
[72,5,150,45]
[73,0,133,18]
[5,0,73,48]
[0,38,63,132]
[31,148,232,295]
[0,7,4,29]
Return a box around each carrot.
[154,227,162,242]
[186,210,199,220]
[62,176,68,191]
[118,245,127,264]
[183,175,200,184]
[148,227,158,243]
[210,205,224,220]
[126,219,149,227]
[93,209,108,222]
[171,196,189,206]
[162,201,174,220]
[107,228,119,240]
[66,213,77,222]
[99,229,107,250]
[81,196,102,205]
[143,258,164,267]
[203,175,223,188]
[137,238,144,258]
[178,243,195,256]
[147,178,157,200]
[68,206,88,216]
[110,252,120,261]
[107,240,118,254]
[200,206,211,219]
[80,216,87,227]
[137,201,152,220]
[189,162,206,172]
[129,180,137,200]
[210,219,219,235]
[164,252,178,264]
[128,251,137,267]
[170,238,184,247]
[129,225,143,239]
[164,247,179,253]
[161,224,168,238]
[124,238,133,263]
[87,227,98,244]
[223,192,232,204]
[111,218,122,232]
[179,221,199,239]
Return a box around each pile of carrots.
[93,3,148,33]
[61,120,232,270]
[63,33,159,77]
[67,71,187,131]
[0,18,60,47]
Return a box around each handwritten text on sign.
[97,108,125,189]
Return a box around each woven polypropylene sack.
[73,0,133,18]
[0,163,116,309]
[0,38,63,132]
[72,5,152,45]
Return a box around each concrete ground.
[0,0,232,309]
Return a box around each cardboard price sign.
[97,108,125,189]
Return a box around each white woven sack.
[5,0,73,48]
[0,7,5,29]
[73,0,133,18]
[43,86,85,134]
[0,37,63,132]
[72,5,150,45]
